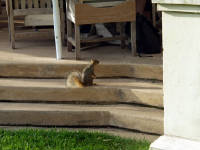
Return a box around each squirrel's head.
[91,59,99,65]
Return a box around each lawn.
[0,129,150,150]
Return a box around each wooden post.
[120,23,125,49]
[52,0,63,60]
[67,19,73,52]
[9,0,15,49]
[0,0,1,15]
[131,21,137,56]
[75,24,80,60]
[152,4,156,27]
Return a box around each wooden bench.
[6,0,66,49]
[66,0,136,60]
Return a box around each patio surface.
[0,26,162,65]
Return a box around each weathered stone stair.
[0,62,162,80]
[0,78,162,107]
[0,61,163,139]
[0,5,163,140]
[0,103,163,135]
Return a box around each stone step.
[0,62,163,80]
[0,102,164,135]
[0,78,163,107]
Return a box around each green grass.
[0,129,150,150]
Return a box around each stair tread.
[0,78,162,89]
[0,59,162,80]
[0,78,163,107]
[0,102,163,134]
[0,102,162,115]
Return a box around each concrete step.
[0,62,163,80]
[0,78,163,107]
[0,102,164,135]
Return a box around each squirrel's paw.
[91,75,96,79]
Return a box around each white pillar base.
[150,136,200,150]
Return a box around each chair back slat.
[11,0,64,10]
[33,0,39,8]
[27,0,33,8]
[46,0,52,8]
[21,0,26,9]
[60,0,63,8]
[14,0,19,9]
[40,0,45,8]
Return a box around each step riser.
[0,64,163,80]
[0,86,163,108]
[0,111,110,126]
[0,110,163,135]
[110,113,163,135]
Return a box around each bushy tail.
[73,76,84,88]
[65,71,84,88]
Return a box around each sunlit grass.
[0,129,150,150]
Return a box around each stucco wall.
[153,0,200,5]
[163,11,200,141]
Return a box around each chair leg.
[60,12,66,46]
[152,4,157,27]
[75,24,80,60]
[7,15,11,42]
[120,23,125,49]
[131,21,137,56]
[9,14,15,49]
[0,0,1,15]
[67,19,73,52]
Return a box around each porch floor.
[0,27,162,65]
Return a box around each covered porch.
[0,0,162,64]
[0,26,162,79]
[0,25,162,66]
[0,0,163,142]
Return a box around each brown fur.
[66,72,84,88]
[66,59,99,88]
[81,59,99,86]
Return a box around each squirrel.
[66,59,99,88]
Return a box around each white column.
[150,1,200,149]
[52,0,62,60]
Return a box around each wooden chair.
[66,0,136,60]
[6,0,66,49]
